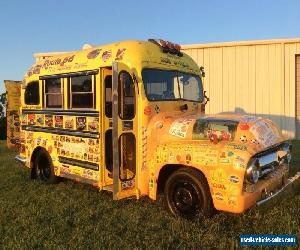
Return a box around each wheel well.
[157,164,209,194]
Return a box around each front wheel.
[164,168,214,219]
[34,149,57,184]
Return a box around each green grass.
[0,140,299,249]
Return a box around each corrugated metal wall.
[296,55,300,138]
[182,39,300,138]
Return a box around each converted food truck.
[16,39,300,218]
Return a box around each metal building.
[182,38,300,139]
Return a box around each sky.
[0,0,300,93]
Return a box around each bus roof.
[24,40,200,83]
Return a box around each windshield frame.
[141,68,204,103]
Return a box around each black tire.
[34,149,57,184]
[164,168,214,219]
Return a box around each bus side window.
[118,71,135,119]
[70,75,94,109]
[105,75,112,118]
[25,81,40,105]
[45,78,63,108]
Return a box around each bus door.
[101,68,114,187]
[112,62,138,200]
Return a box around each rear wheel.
[164,168,213,219]
[34,149,57,184]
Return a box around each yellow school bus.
[16,39,300,219]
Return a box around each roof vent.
[82,44,94,50]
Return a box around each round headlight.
[245,158,260,184]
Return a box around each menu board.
[5,80,22,148]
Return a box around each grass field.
[0,140,299,249]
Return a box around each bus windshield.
[142,69,203,102]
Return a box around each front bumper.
[256,171,300,210]
[222,164,299,213]
[15,155,27,165]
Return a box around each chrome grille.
[255,142,291,178]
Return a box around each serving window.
[44,78,63,108]
[69,75,95,109]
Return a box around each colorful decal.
[76,117,86,130]
[61,139,89,159]
[121,179,135,190]
[54,116,63,128]
[61,165,71,174]
[87,49,101,59]
[228,151,234,157]
[83,169,94,179]
[149,179,154,189]
[185,154,192,164]
[47,145,53,154]
[141,127,148,171]
[250,120,279,147]
[36,136,41,146]
[36,114,44,126]
[28,114,36,125]
[215,192,224,201]
[211,183,226,190]
[228,196,238,207]
[102,50,112,62]
[229,176,239,183]
[115,48,126,60]
[53,165,59,175]
[45,115,53,127]
[250,139,259,145]
[239,135,247,143]
[42,139,47,147]
[154,105,160,114]
[210,168,227,183]
[228,144,247,151]
[219,158,230,164]
[235,156,245,163]
[154,120,163,129]
[220,152,226,158]
[169,118,193,138]
[20,144,25,154]
[87,117,99,132]
[239,122,249,130]
[6,110,21,147]
[65,117,74,129]
[144,106,152,115]
[93,155,100,163]
[21,114,27,125]
[234,155,247,168]
[122,120,133,131]
[20,133,25,144]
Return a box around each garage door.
[296,55,300,138]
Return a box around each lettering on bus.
[27,55,75,76]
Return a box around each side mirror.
[203,90,210,105]
[200,66,205,77]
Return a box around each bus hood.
[148,113,285,155]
